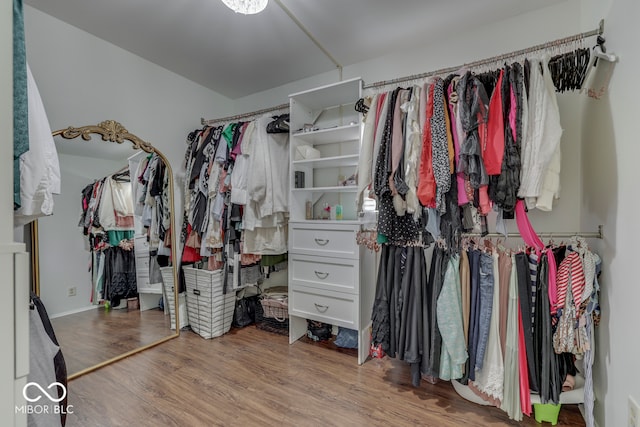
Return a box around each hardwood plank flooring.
[63,326,585,426]
[51,306,172,375]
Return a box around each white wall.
[579,1,640,426]
[24,6,234,169]
[37,153,125,317]
[23,5,235,263]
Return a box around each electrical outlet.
[630,396,640,427]
[67,287,76,297]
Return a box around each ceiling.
[25,0,567,99]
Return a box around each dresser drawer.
[289,286,357,329]
[136,256,150,274]
[136,271,152,289]
[134,236,150,253]
[290,254,358,294]
[290,224,358,258]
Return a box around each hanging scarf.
[430,78,451,213]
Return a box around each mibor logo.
[16,381,73,415]
[23,382,67,403]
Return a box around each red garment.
[485,70,505,175]
[417,83,436,208]
[517,303,532,416]
[182,224,203,263]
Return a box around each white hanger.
[580,37,618,90]
[593,44,618,63]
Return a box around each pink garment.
[515,200,544,257]
[373,92,387,142]
[478,185,491,215]
[517,304,532,416]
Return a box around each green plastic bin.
[533,403,562,425]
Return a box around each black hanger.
[266,114,289,134]
[355,98,369,114]
[112,169,130,182]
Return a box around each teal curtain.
[13,0,28,209]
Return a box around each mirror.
[30,120,180,380]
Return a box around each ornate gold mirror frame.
[30,120,180,380]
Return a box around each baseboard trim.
[49,304,98,319]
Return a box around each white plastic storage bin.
[160,267,189,330]
[182,266,235,339]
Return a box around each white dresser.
[288,78,375,364]
[133,235,163,311]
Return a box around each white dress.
[14,64,61,226]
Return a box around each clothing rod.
[363,20,605,90]
[462,225,604,240]
[201,103,289,126]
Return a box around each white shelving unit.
[129,152,163,312]
[133,235,163,311]
[288,78,376,365]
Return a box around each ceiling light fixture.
[221,0,268,15]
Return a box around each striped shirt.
[556,251,585,311]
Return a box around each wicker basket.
[182,266,235,339]
[160,267,189,330]
[255,301,289,335]
[259,286,288,322]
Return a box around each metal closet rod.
[462,225,604,240]
[201,103,289,126]
[363,19,605,90]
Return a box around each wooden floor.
[63,326,586,427]
[51,306,172,375]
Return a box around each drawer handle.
[314,303,329,313]
[314,271,329,280]
[314,238,329,246]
